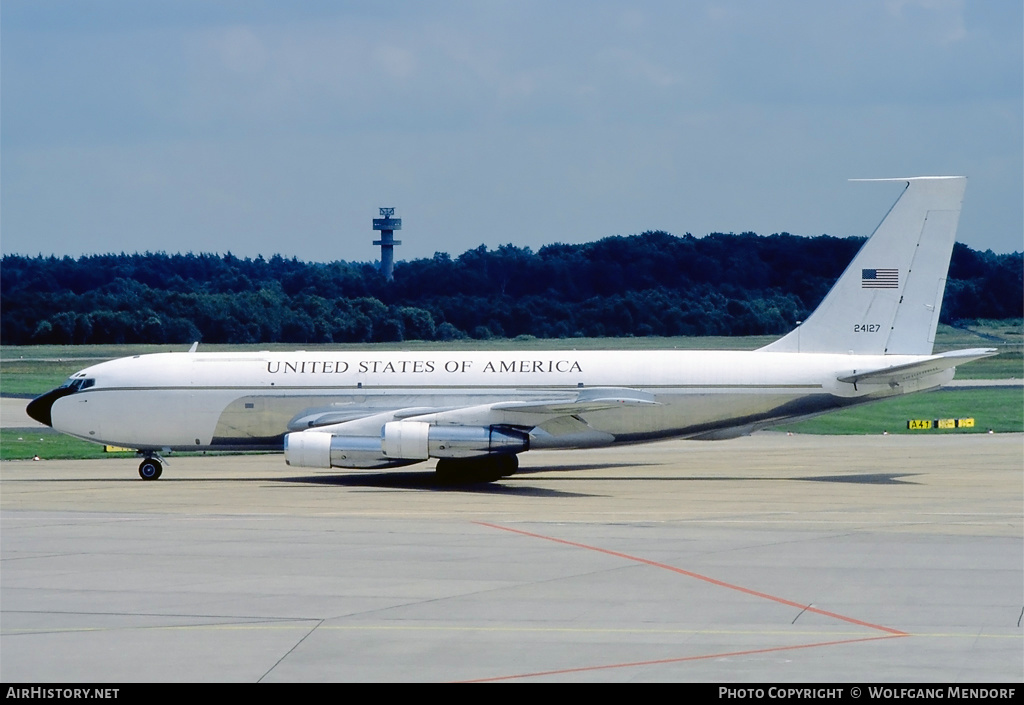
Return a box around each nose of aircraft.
[26,387,76,427]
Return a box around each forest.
[2,231,1020,345]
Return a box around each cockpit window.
[60,377,95,391]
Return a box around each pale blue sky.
[2,1,1021,261]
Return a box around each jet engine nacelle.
[382,421,528,459]
[283,422,529,470]
[284,431,402,469]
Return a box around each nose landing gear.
[137,454,165,481]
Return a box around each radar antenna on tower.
[372,208,402,281]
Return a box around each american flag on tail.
[861,268,899,289]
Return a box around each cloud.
[1,1,1020,258]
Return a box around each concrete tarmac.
[2,433,1021,682]
[1,397,45,429]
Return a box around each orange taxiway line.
[474,520,908,636]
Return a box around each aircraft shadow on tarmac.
[512,473,921,483]
[7,464,919,491]
[516,466,920,485]
[278,472,588,496]
[280,462,654,495]
[794,473,920,485]
[280,465,921,493]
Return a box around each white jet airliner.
[27,177,994,482]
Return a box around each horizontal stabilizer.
[837,348,997,387]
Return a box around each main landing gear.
[434,454,518,484]
[137,454,164,481]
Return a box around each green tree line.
[2,232,1020,345]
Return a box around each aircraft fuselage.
[41,348,951,453]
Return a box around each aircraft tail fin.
[760,177,966,355]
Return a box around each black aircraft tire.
[435,456,513,484]
[496,454,518,477]
[138,459,163,481]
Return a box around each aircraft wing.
[296,387,658,436]
[490,387,659,414]
[837,348,997,388]
[382,387,658,427]
[282,386,661,466]
[289,405,462,430]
